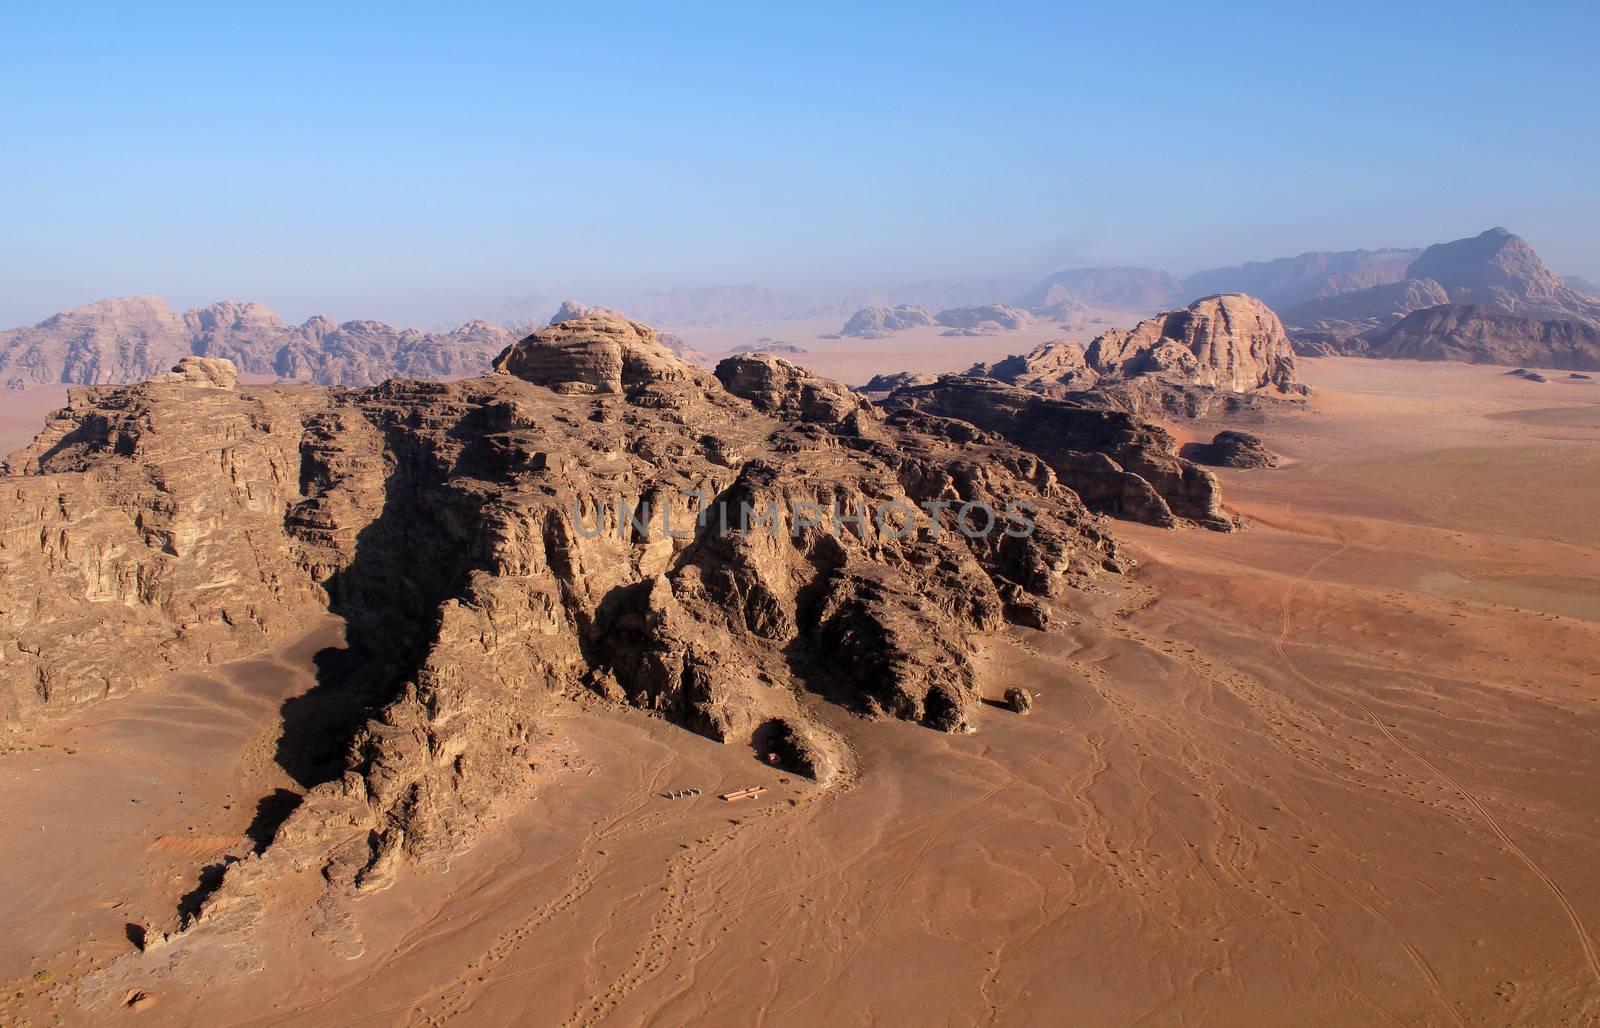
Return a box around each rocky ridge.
[0,296,522,388]
[2,314,1206,952]
[1363,305,1600,370]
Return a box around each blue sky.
[2,1,1596,326]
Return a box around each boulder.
[154,355,239,389]
[1187,430,1280,469]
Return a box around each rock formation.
[968,341,1100,394]
[883,376,1233,531]
[837,305,934,338]
[1364,305,1600,370]
[1004,685,1032,714]
[1185,430,1280,469]
[728,339,807,355]
[0,296,521,388]
[970,294,1305,417]
[859,371,936,393]
[2,312,1142,939]
[934,304,1030,335]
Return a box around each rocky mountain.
[1365,305,1600,370]
[1,310,1260,942]
[1403,227,1600,324]
[1016,267,1181,312]
[1182,248,1420,311]
[1283,230,1600,365]
[970,294,1304,417]
[0,296,521,388]
[1281,277,1451,339]
[835,304,935,338]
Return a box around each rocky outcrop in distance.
[1363,305,1600,370]
[970,294,1305,417]
[0,296,520,388]
[860,371,937,393]
[835,305,935,338]
[1284,230,1600,366]
[934,304,1031,335]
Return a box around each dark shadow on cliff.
[270,389,495,790]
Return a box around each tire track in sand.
[1276,531,1600,1003]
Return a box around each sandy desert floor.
[2,358,1598,1025]
[668,309,1138,386]
[0,386,72,459]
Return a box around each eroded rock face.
[1085,294,1301,394]
[490,313,697,393]
[0,296,191,385]
[969,341,1099,393]
[1,313,1124,933]
[883,376,1233,531]
[714,355,870,425]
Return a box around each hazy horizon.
[4,3,1596,328]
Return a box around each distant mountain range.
[1023,228,1600,371]
[0,297,523,388]
[8,229,1597,389]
